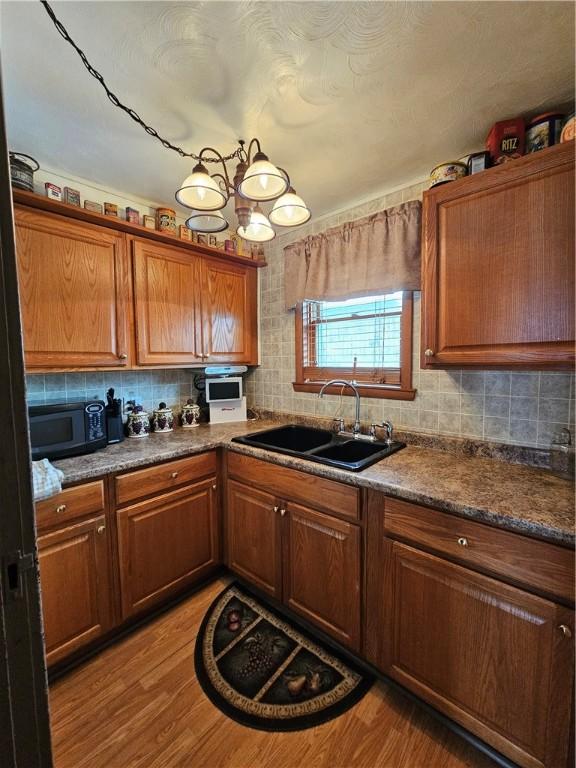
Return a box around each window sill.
[292,382,416,401]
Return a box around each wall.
[26,369,199,416]
[245,180,575,449]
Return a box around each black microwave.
[28,400,107,461]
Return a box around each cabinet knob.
[96,525,106,535]
[424,348,435,357]
[170,471,179,479]
[457,537,469,547]
[204,352,211,359]
[273,506,280,513]
[118,353,128,360]
[212,484,217,491]
[280,508,286,517]
[559,624,572,638]
[55,504,67,514]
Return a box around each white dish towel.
[32,458,64,501]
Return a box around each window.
[294,291,415,400]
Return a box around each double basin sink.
[232,424,405,472]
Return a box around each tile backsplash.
[245,179,575,450]
[26,369,199,415]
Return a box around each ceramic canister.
[126,408,150,438]
[151,402,174,433]
[429,161,467,188]
[180,399,200,428]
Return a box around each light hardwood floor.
[49,578,495,768]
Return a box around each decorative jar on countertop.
[151,402,174,433]
[180,399,200,428]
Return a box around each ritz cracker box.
[486,118,525,164]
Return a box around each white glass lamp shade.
[236,207,275,242]
[269,189,311,227]
[185,210,228,233]
[236,153,289,202]
[175,163,227,210]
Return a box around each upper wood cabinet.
[132,239,258,366]
[13,193,262,371]
[421,142,575,368]
[15,207,130,369]
[132,238,204,365]
[200,257,258,365]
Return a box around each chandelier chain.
[39,0,243,164]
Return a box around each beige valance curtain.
[283,200,421,309]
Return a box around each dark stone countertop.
[53,420,575,548]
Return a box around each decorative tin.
[429,161,467,187]
[526,112,564,153]
[126,406,150,438]
[224,239,236,253]
[156,207,176,234]
[9,152,39,191]
[63,187,81,206]
[104,202,119,217]
[209,235,217,246]
[467,151,491,175]
[231,234,242,255]
[126,207,140,225]
[143,214,155,229]
[151,402,174,433]
[180,399,200,429]
[179,225,192,241]
[485,118,525,164]
[84,200,103,213]
[45,182,62,201]
[561,113,575,144]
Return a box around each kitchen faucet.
[318,379,362,437]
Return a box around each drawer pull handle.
[56,504,67,514]
[559,624,572,638]
[170,472,179,479]
[424,348,435,357]
[118,353,128,360]
[457,537,469,547]
[96,525,106,535]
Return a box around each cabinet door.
[200,257,258,364]
[284,501,361,651]
[132,238,203,365]
[421,143,575,368]
[15,207,130,369]
[116,479,218,619]
[37,515,112,666]
[226,479,282,599]
[383,541,574,768]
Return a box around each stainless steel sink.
[232,424,405,471]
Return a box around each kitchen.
[0,2,574,768]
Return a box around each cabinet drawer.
[384,497,574,603]
[35,480,105,532]
[115,452,217,506]
[227,451,360,521]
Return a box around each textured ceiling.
[1,1,574,219]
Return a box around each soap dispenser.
[549,428,575,480]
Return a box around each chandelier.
[176,139,310,241]
[39,0,311,243]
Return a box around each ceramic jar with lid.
[151,402,174,433]
[180,398,200,428]
[126,406,150,438]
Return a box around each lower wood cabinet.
[226,474,362,652]
[37,515,112,666]
[283,501,361,650]
[227,480,281,599]
[366,491,575,768]
[116,478,219,619]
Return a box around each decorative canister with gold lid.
[180,398,200,428]
[151,402,174,433]
[126,405,150,438]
